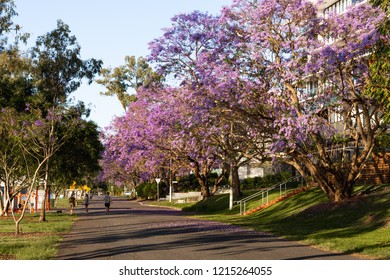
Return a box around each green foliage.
[30,19,102,108]
[366,0,390,123]
[183,194,231,214]
[96,55,161,110]
[176,173,201,192]
[136,182,157,199]
[0,0,20,49]
[375,133,390,151]
[0,48,34,111]
[50,119,103,186]
[240,172,292,190]
[176,172,228,192]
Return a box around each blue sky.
[13,0,232,128]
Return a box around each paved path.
[55,196,360,260]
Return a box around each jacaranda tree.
[102,0,388,203]
[214,0,388,202]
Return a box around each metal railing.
[236,175,305,215]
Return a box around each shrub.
[136,182,156,199]
[241,172,292,190]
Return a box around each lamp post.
[155,178,161,201]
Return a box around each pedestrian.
[69,192,76,215]
[84,193,90,214]
[104,192,111,215]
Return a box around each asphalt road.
[54,196,360,260]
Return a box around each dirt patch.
[362,214,381,226]
[0,254,16,260]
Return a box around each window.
[323,0,367,16]
[307,80,318,97]
[324,0,351,16]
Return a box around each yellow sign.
[69,181,76,190]
[69,181,90,192]
[82,185,91,192]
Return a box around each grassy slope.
[182,185,390,259]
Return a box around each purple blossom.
[34,120,44,127]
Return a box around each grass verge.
[0,211,76,260]
[156,185,390,259]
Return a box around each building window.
[352,0,365,4]
[324,0,351,16]
[323,0,366,17]
[307,80,318,97]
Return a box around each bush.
[241,172,292,190]
[177,173,228,192]
[136,182,156,199]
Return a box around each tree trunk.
[0,191,4,216]
[197,176,210,198]
[39,160,50,222]
[230,163,242,199]
[190,159,211,199]
[2,199,10,216]
[15,220,20,235]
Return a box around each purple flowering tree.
[101,11,231,198]
[101,85,223,198]
[148,10,272,198]
[103,1,387,203]
[217,0,388,202]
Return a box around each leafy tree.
[0,107,77,233]
[0,0,20,50]
[30,20,102,107]
[365,0,390,122]
[50,118,103,191]
[29,20,102,221]
[96,55,161,111]
[0,48,34,111]
[102,1,387,204]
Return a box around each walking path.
[55,196,360,260]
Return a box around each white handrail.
[236,175,304,215]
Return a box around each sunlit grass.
[0,212,76,260]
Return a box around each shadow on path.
[55,198,360,260]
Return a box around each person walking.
[69,192,76,215]
[84,193,90,214]
[104,192,111,215]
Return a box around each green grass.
[158,184,390,259]
[0,212,76,260]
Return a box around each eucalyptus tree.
[0,0,23,50]
[96,55,161,111]
[29,20,102,221]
